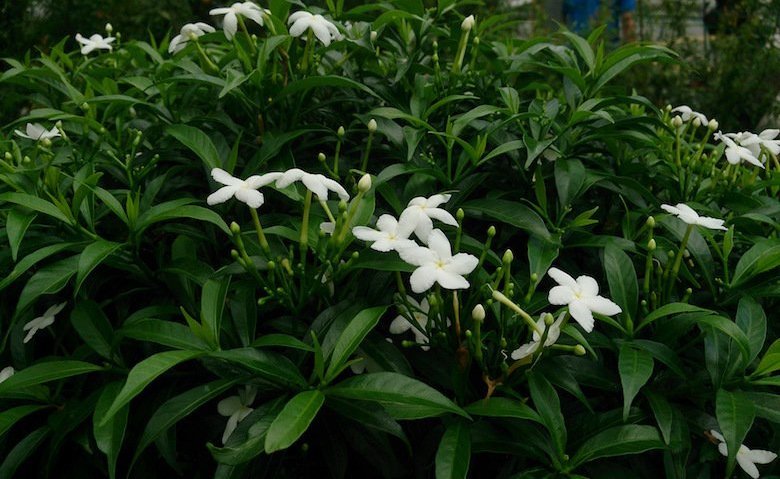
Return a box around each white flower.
[714,131,764,168]
[288,11,342,46]
[207,168,281,209]
[389,297,433,350]
[218,386,256,444]
[730,130,780,158]
[510,312,565,360]
[352,213,418,252]
[547,268,621,333]
[399,229,478,293]
[671,105,708,124]
[275,168,349,202]
[209,2,268,40]
[461,15,475,31]
[169,22,216,54]
[709,430,777,479]
[14,123,61,141]
[0,366,14,383]
[75,33,115,55]
[402,194,459,241]
[660,203,727,230]
[23,302,66,344]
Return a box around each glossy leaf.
[715,388,755,477]
[435,420,471,479]
[528,372,567,459]
[618,343,654,420]
[604,243,638,322]
[324,305,387,382]
[70,300,114,361]
[569,425,665,468]
[0,360,102,397]
[264,390,325,453]
[93,382,128,479]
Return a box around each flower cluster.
[352,194,478,294]
[714,129,780,168]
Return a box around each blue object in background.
[563,0,636,34]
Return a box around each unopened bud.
[465,329,472,338]
[317,152,326,162]
[456,208,464,222]
[80,102,90,112]
[230,222,241,235]
[544,313,554,326]
[432,40,438,49]
[502,249,513,264]
[23,156,31,163]
[708,119,718,130]
[432,53,439,63]
[473,36,480,45]
[230,249,240,260]
[665,104,672,111]
[401,340,415,348]
[574,345,586,356]
[487,225,496,237]
[358,174,372,192]
[461,15,475,31]
[671,116,683,127]
[367,118,377,133]
[41,138,52,148]
[337,126,345,137]
[646,216,655,228]
[4,152,11,160]
[647,238,656,251]
[530,273,538,283]
[472,304,485,322]
[105,23,113,34]
[499,337,507,348]
[692,117,701,128]
[370,30,378,42]
[267,261,276,270]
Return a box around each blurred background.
[1,0,779,131]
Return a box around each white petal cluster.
[351,193,474,294]
[709,430,777,479]
[510,312,565,360]
[661,203,727,231]
[23,302,66,344]
[207,168,281,209]
[14,123,61,141]
[0,366,14,383]
[169,22,216,54]
[714,131,764,168]
[547,268,621,332]
[671,105,708,125]
[75,33,115,55]
[725,129,780,159]
[275,168,349,201]
[288,11,343,46]
[210,2,268,40]
[218,386,256,444]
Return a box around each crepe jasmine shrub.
[0,1,778,478]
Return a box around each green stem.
[360,131,374,173]
[300,190,313,256]
[249,208,271,256]
[451,30,470,74]
[492,290,542,335]
[666,224,694,299]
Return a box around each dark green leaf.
[0,360,102,397]
[464,199,551,240]
[464,397,541,423]
[716,389,755,477]
[569,425,665,468]
[731,239,780,287]
[210,348,306,389]
[264,390,325,453]
[435,420,471,479]
[528,372,567,459]
[167,124,221,171]
[70,300,114,361]
[6,208,36,261]
[325,305,387,382]
[0,405,46,437]
[618,343,654,420]
[93,382,127,479]
[604,244,638,323]
[75,240,121,295]
[201,276,231,349]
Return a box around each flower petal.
[223,12,238,39]
[510,341,538,360]
[426,207,458,227]
[399,245,436,267]
[583,295,622,316]
[389,315,412,334]
[289,18,309,37]
[435,270,470,290]
[222,412,240,444]
[234,188,264,208]
[736,452,761,479]
[568,300,595,332]
[207,185,238,205]
[548,285,575,305]
[409,265,438,293]
[696,216,727,231]
[426,229,451,260]
[746,449,778,464]
[218,396,242,416]
[301,174,329,200]
[576,275,599,296]
[548,267,577,288]
[425,194,451,208]
[211,168,241,186]
[445,253,478,275]
[310,19,332,46]
[375,214,398,233]
[245,172,282,189]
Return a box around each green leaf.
[326,397,408,444]
[731,239,780,287]
[554,158,586,207]
[201,276,231,349]
[716,388,755,477]
[604,244,638,323]
[209,348,306,389]
[324,305,387,383]
[0,405,46,437]
[645,390,673,445]
[0,426,49,479]
[528,372,567,459]
[70,300,114,360]
[736,297,766,366]
[464,199,551,240]
[133,379,238,467]
[325,372,468,419]
[464,397,541,423]
[0,360,102,397]
[75,240,121,295]
[136,202,230,235]
[746,392,780,423]
[569,425,665,468]
[636,303,713,332]
[753,339,780,377]
[251,334,313,352]
[528,236,559,286]
[100,350,204,426]
[15,255,79,314]
[6,208,36,261]
[121,319,209,351]
[0,243,77,291]
[618,343,654,421]
[208,398,285,465]
[279,75,380,100]
[0,192,71,224]
[695,315,751,363]
[93,382,128,479]
[435,420,471,479]
[264,390,325,453]
[166,124,221,171]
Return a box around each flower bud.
[432,53,439,63]
[646,215,655,228]
[358,174,372,192]
[23,156,31,163]
[692,117,701,128]
[499,337,507,348]
[80,102,90,112]
[574,345,586,356]
[544,313,554,326]
[317,152,326,162]
[465,329,472,338]
[472,304,485,322]
[647,238,656,251]
[370,30,378,42]
[230,249,240,260]
[487,225,496,237]
[367,118,377,133]
[432,40,438,49]
[337,126,345,137]
[267,261,276,270]
[41,138,52,148]
[502,249,513,264]
[456,208,465,222]
[671,116,683,127]
[461,15,475,31]
[230,222,241,235]
[708,119,719,130]
[530,272,538,283]
[105,23,113,34]
[4,152,11,160]
[401,340,416,348]
[473,36,480,46]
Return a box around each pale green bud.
[461,15,475,31]
[502,249,514,264]
[367,118,377,133]
[318,152,326,162]
[671,116,683,127]
[358,174,372,193]
[472,304,485,322]
[574,345,586,356]
[544,313,554,326]
[230,222,241,235]
[646,216,655,228]
[648,238,656,251]
[370,30,378,42]
[487,225,496,237]
[337,126,345,137]
[708,119,719,130]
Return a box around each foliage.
[0,1,779,478]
